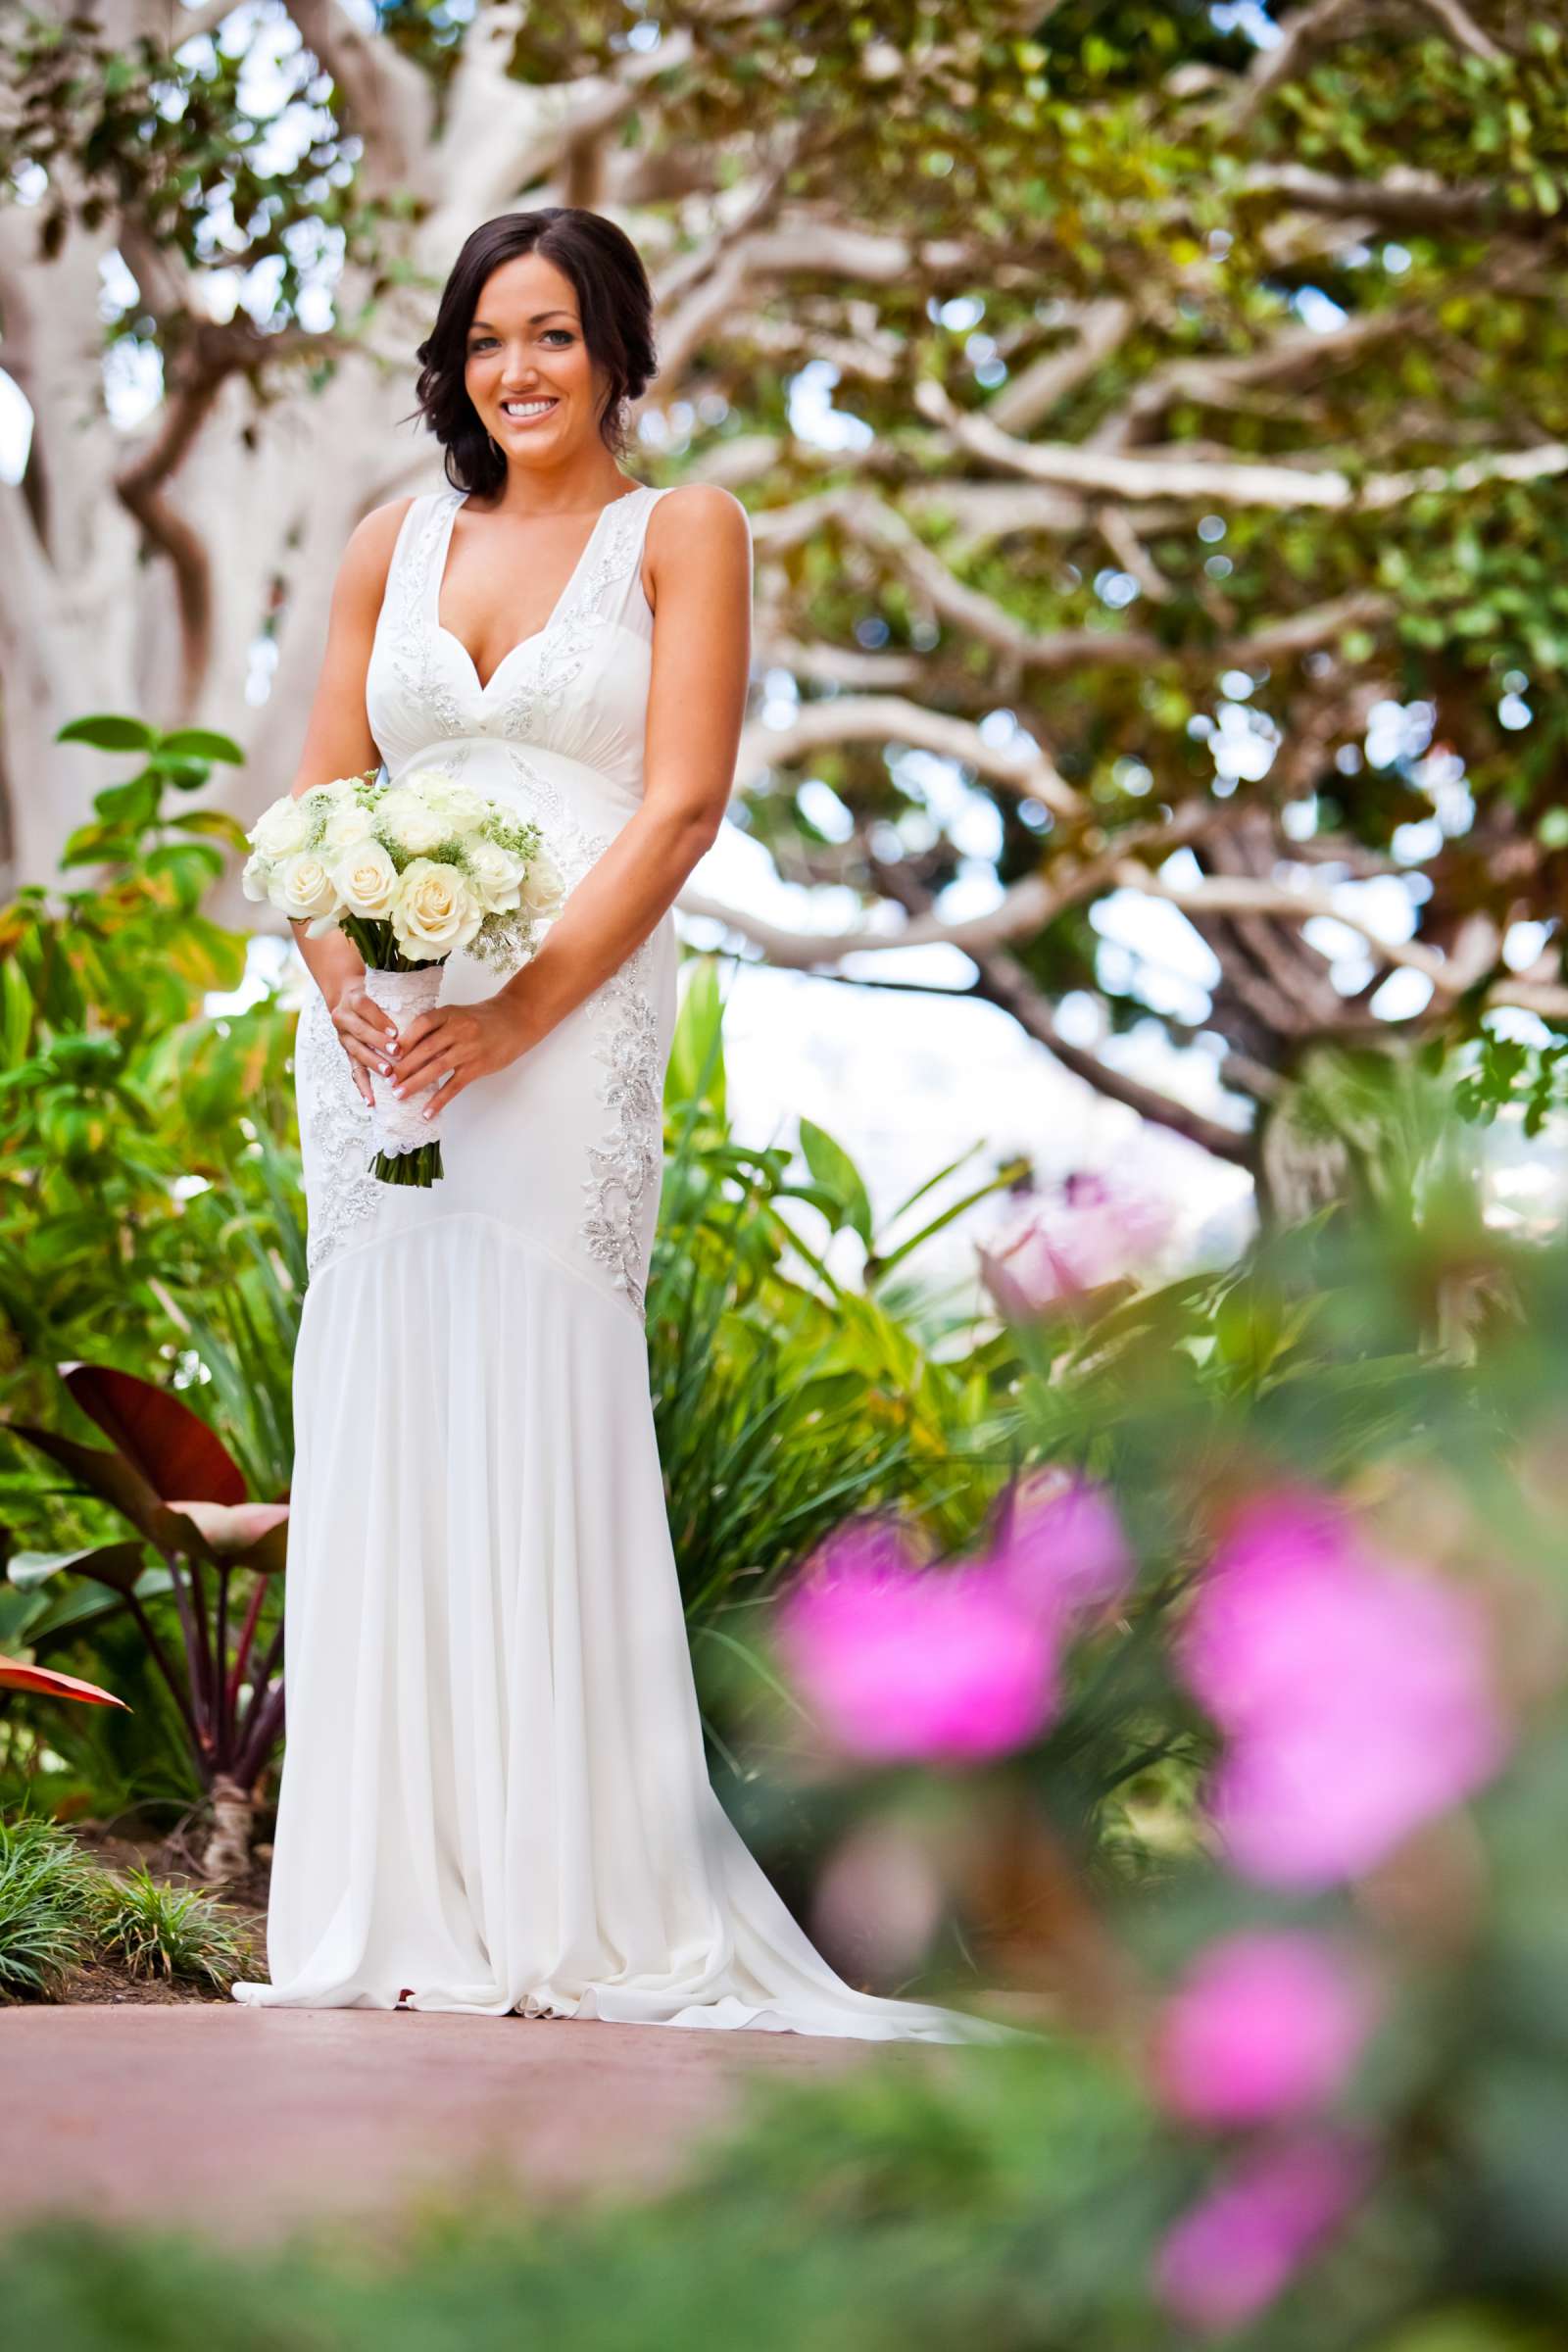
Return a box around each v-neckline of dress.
[431,483,644,698]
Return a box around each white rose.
[324,799,376,851]
[250,796,310,858]
[467,838,526,912]
[391,858,483,958]
[519,847,565,915]
[240,850,272,903]
[333,840,399,919]
[297,782,345,831]
[271,852,338,922]
[377,787,450,857]
[431,781,486,829]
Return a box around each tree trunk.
[200,1772,255,1883]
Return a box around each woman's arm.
[388,483,752,1119]
[278,499,414,1100]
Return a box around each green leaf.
[797,1117,874,1248]
[7,1541,148,1592]
[169,808,251,850]
[59,822,141,868]
[55,713,159,754]
[154,727,246,767]
[92,774,162,829]
[24,1564,173,1642]
[155,756,219,794]
[665,956,728,1117]
[0,957,32,1067]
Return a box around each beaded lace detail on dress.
[300,482,667,1314]
[297,990,378,1278]
[580,942,663,1318]
[497,739,662,1322]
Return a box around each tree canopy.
[3,0,1567,1179]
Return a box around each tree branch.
[282,0,431,190]
[759,484,1389,678]
[1416,0,1504,63]
[966,944,1258,1162]
[990,298,1133,434]
[1237,162,1559,238]
[915,377,1568,513]
[739,693,1083,819]
[1089,307,1417,452]
[680,804,1220,966]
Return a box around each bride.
[230,207,1005,2041]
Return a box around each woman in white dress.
[230,208,1004,2041]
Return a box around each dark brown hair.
[406,209,658,495]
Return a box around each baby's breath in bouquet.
[243,767,564,1186]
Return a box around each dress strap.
[411,488,462,626]
[582,485,668,638]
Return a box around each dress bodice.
[366,481,669,850]
[298,477,681,1305]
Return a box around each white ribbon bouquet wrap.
[242,768,564,1186]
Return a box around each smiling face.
[463,249,610,467]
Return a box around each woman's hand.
[386,992,536,1120]
[329,976,400,1107]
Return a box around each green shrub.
[0,1813,100,2000]
[90,1862,258,1990]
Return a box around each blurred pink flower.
[1152,1930,1375,2131]
[978,1172,1174,1319]
[1179,1491,1509,1888]
[776,1519,1055,1766]
[1154,2132,1370,2334]
[988,1468,1133,1629]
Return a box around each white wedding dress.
[230,479,1008,2040]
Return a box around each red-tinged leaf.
[234,1516,291,1577]
[166,1499,287,1554]
[167,1499,289,1569]
[0,1652,128,1709]
[59,1363,246,1505]
[6,1424,168,1543]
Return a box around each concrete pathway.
[3,2004,905,2244]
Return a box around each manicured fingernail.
[393,1085,404,1098]
[421,1106,433,1121]
[379,1060,391,1075]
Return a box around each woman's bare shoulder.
[646,481,752,574]
[649,481,750,539]
[324,493,424,621]
[342,493,422,577]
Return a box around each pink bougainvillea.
[1178,1490,1509,1888]
[1154,2131,1371,2334]
[775,1519,1056,1766]
[987,1467,1133,1630]
[775,1469,1134,1770]
[1152,1930,1376,2131]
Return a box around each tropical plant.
[8,0,1568,1224]
[90,1861,259,1991]
[4,1362,289,1881]
[0,1653,124,1710]
[0,711,302,1416]
[654,958,1021,1788]
[0,1811,102,2001]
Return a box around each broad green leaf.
[155,726,246,766]
[798,1117,874,1247]
[55,712,159,753]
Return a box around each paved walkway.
[3,2004,902,2244]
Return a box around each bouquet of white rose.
[242,766,564,1187]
